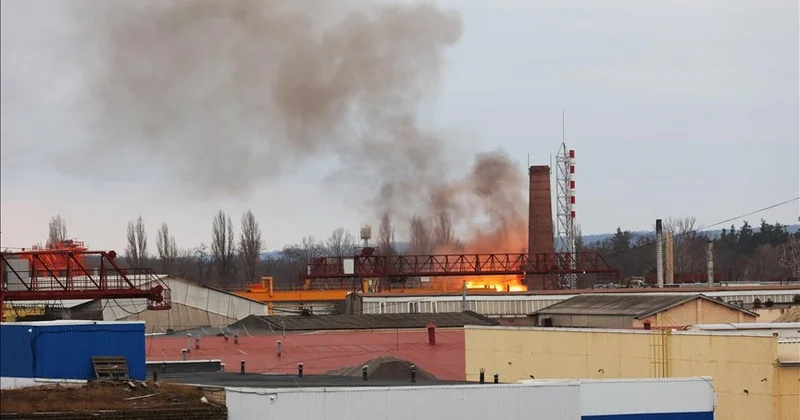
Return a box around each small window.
[408,302,419,314]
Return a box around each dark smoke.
[62,0,525,247]
[73,0,462,202]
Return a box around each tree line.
[44,213,800,289]
[580,217,800,284]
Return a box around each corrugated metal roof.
[117,302,236,334]
[531,294,759,318]
[228,311,497,332]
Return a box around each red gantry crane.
[0,240,171,321]
[305,248,620,289]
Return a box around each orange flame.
[432,218,529,292]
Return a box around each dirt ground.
[0,381,219,413]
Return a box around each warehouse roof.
[228,311,497,332]
[530,294,759,319]
[146,328,466,380]
[160,372,471,388]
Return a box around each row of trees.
[583,217,800,283]
[42,211,459,288]
[45,213,799,288]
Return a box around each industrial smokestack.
[665,231,674,286]
[655,219,664,288]
[528,165,555,289]
[707,241,714,286]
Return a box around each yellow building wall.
[631,298,757,328]
[757,307,798,323]
[778,366,799,420]
[465,327,799,420]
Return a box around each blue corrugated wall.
[0,322,146,380]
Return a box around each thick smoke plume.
[77,0,461,201]
[68,0,525,250]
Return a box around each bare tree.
[662,217,702,272]
[326,228,355,257]
[239,210,263,285]
[156,222,178,274]
[574,223,585,253]
[378,212,396,256]
[282,236,326,266]
[211,210,236,284]
[47,215,68,245]
[125,216,148,268]
[432,211,456,249]
[408,216,433,254]
[194,244,212,283]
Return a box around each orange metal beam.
[234,289,350,303]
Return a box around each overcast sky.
[1,0,798,253]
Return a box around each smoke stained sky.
[1,0,798,252]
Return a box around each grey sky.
[1,0,798,253]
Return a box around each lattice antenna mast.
[554,111,577,288]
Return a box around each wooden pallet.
[92,356,129,380]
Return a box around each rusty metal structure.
[305,251,619,281]
[0,241,171,320]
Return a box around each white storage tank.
[226,382,582,420]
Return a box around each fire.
[465,275,528,292]
[430,216,530,292]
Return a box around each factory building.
[3,277,274,332]
[222,377,716,420]
[465,325,800,420]
[529,293,759,328]
[353,286,800,319]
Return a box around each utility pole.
[461,280,467,312]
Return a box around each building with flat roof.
[146,327,466,380]
[530,293,759,328]
[465,325,799,420]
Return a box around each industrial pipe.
[707,241,714,286]
[656,219,664,288]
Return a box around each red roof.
[146,329,465,380]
